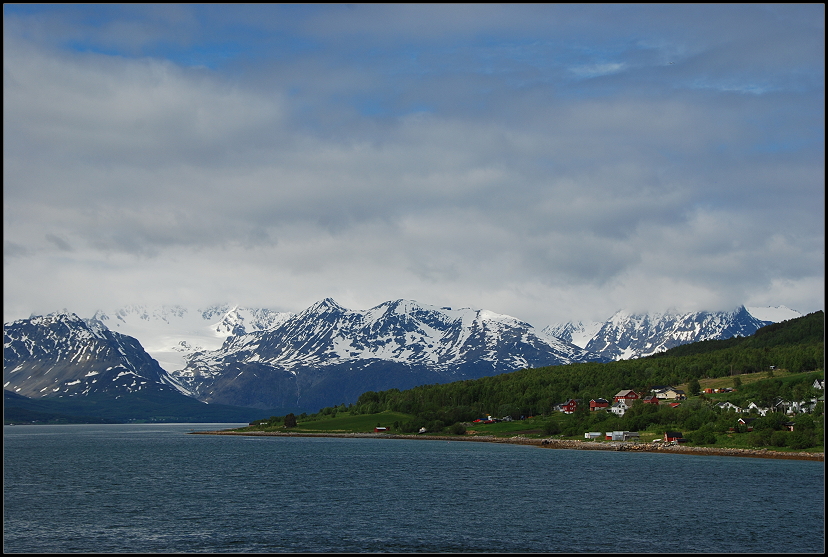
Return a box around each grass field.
[243,410,416,433]
[677,368,813,394]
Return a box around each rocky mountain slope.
[3,312,188,399]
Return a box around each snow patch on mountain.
[542,321,604,349]
[746,306,802,323]
[93,304,293,372]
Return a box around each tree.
[284,413,297,428]
[544,419,561,435]
[733,376,742,389]
[688,378,701,396]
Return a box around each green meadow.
[243,410,415,434]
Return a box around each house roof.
[614,389,637,397]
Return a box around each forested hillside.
[338,311,822,419]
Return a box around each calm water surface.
[3,424,824,553]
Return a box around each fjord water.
[3,424,824,553]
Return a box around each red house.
[590,398,610,411]
[374,427,388,433]
[664,431,684,442]
[613,390,640,404]
[560,399,578,414]
[642,395,660,405]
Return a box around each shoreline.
[189,430,824,461]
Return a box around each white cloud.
[3,5,824,328]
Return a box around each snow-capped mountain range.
[3,299,803,414]
[171,298,597,409]
[544,306,800,361]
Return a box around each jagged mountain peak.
[170,298,598,410]
[549,305,776,361]
[4,312,191,400]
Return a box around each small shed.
[374,427,388,433]
[584,432,602,439]
[664,431,683,442]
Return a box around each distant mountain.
[544,305,793,361]
[92,304,293,372]
[2,312,282,422]
[170,298,602,411]
[3,312,189,399]
[4,300,805,418]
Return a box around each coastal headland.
[189,430,824,461]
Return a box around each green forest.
[250,311,824,450]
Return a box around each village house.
[716,401,742,413]
[613,389,640,404]
[775,397,819,415]
[664,431,684,442]
[738,417,758,431]
[641,395,660,405]
[604,430,639,441]
[746,402,771,416]
[813,379,825,390]
[589,398,609,411]
[555,399,579,414]
[654,387,686,400]
[609,399,631,417]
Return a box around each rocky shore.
[189,429,824,461]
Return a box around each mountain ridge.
[4,300,806,416]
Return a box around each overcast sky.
[3,4,825,328]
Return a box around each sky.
[3,4,825,328]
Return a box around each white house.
[746,402,770,416]
[716,401,742,413]
[610,399,631,417]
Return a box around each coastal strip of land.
[189,430,824,461]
